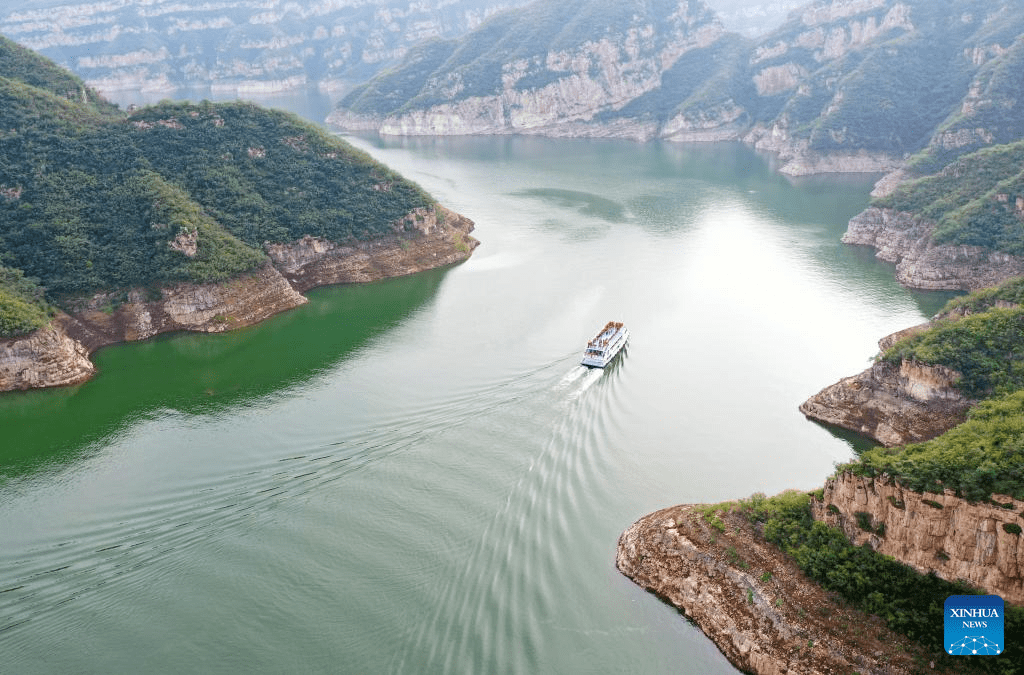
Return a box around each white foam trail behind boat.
[557,367,588,388]
[567,368,603,401]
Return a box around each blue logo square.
[945,595,1004,655]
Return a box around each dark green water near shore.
[1,129,954,673]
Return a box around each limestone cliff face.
[265,205,478,292]
[0,0,531,96]
[61,263,307,351]
[336,11,727,138]
[1,206,477,392]
[800,318,975,447]
[843,207,1024,291]
[813,471,1024,605]
[0,318,94,391]
[800,357,972,447]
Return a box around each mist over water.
[0,118,956,673]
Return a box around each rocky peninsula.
[799,326,973,447]
[0,206,477,392]
[617,504,955,675]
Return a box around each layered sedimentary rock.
[62,263,306,351]
[0,0,533,96]
[0,318,94,391]
[617,505,935,675]
[265,205,478,292]
[813,471,1024,605]
[843,207,1024,291]
[800,355,972,447]
[1,208,477,392]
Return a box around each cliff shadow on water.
[0,269,450,479]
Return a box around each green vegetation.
[0,267,50,337]
[0,36,118,115]
[862,277,1024,501]
[942,276,1024,315]
[875,141,1024,256]
[736,491,1024,673]
[882,306,1024,398]
[842,390,1024,501]
[0,39,435,336]
[340,0,721,116]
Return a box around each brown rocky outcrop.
[813,472,1024,605]
[800,353,972,447]
[843,207,1024,291]
[0,316,95,390]
[265,205,478,292]
[1,206,477,392]
[617,504,950,675]
[62,262,307,351]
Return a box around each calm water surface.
[1,128,955,673]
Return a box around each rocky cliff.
[800,325,973,446]
[0,210,477,392]
[843,207,1024,291]
[332,0,1024,178]
[813,471,1024,606]
[0,318,94,391]
[0,0,533,96]
[332,0,730,138]
[266,205,477,292]
[617,504,947,675]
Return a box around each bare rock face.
[843,207,1024,291]
[265,205,478,293]
[800,357,972,447]
[63,263,307,351]
[0,317,94,390]
[814,472,1024,605]
[617,505,936,675]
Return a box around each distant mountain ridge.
[330,0,1024,177]
[0,0,534,96]
[0,0,802,97]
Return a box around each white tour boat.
[581,321,629,368]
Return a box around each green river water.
[1,113,956,673]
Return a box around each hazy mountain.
[0,0,802,98]
[0,0,534,96]
[331,0,734,138]
[330,0,1024,176]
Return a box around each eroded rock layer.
[800,357,972,447]
[617,505,937,675]
[843,207,1024,291]
[814,472,1024,605]
[0,318,95,391]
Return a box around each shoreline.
[0,206,477,393]
[616,504,953,675]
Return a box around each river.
[0,103,956,673]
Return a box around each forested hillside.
[0,36,433,335]
[874,141,1024,256]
